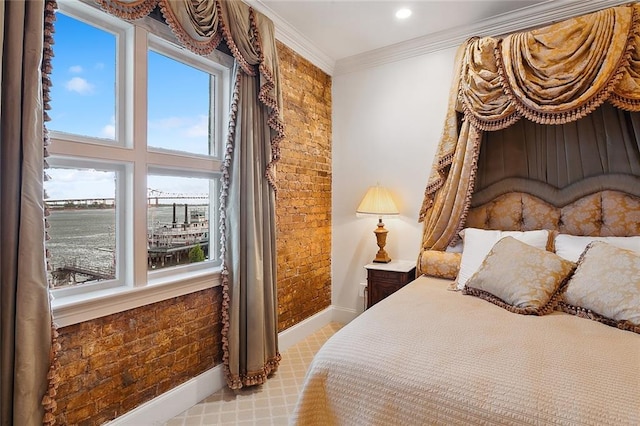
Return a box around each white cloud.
[102,124,115,139]
[69,65,83,74]
[149,115,209,137]
[148,115,209,155]
[185,115,209,138]
[95,62,105,70]
[101,116,116,139]
[45,168,115,199]
[65,77,94,95]
[149,116,189,130]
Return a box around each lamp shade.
[356,186,399,216]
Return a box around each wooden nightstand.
[364,260,416,309]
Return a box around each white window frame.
[49,0,233,327]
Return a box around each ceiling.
[246,0,629,74]
[255,0,545,61]
[255,0,547,61]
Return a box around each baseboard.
[105,364,225,426]
[278,306,333,351]
[107,305,355,425]
[331,305,359,324]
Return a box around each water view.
[47,204,209,288]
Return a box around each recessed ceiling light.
[395,8,412,20]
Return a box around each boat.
[147,204,209,267]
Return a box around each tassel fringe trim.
[43,1,60,424]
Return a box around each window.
[46,0,231,313]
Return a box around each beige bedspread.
[291,276,640,425]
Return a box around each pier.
[48,202,210,287]
[51,259,115,285]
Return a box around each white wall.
[331,47,457,313]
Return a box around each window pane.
[148,50,212,156]
[147,175,211,270]
[49,13,117,140]
[45,168,117,288]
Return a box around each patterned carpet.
[165,322,342,425]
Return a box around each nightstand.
[364,260,416,309]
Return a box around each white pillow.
[445,241,464,253]
[456,228,549,290]
[554,234,640,262]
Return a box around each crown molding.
[334,0,631,76]
[246,0,336,75]
[247,0,630,77]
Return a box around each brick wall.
[276,41,333,331]
[53,287,223,425]
[52,44,332,424]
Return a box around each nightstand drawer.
[365,260,416,309]
[368,269,413,283]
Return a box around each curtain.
[420,3,640,251]
[95,0,285,389]
[476,103,640,192]
[0,0,59,424]
[220,66,279,388]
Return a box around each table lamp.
[356,185,399,263]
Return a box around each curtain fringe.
[43,1,60,424]
[96,0,158,21]
[158,0,223,56]
[221,263,281,389]
[493,5,638,127]
[450,128,482,247]
[216,1,256,76]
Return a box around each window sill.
[51,268,222,328]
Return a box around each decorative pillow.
[560,241,640,334]
[554,234,640,262]
[455,228,550,290]
[463,237,575,315]
[419,250,461,280]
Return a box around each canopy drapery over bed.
[420,3,640,254]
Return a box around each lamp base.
[372,219,391,263]
[373,251,391,263]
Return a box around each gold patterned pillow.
[419,250,461,280]
[463,237,575,315]
[560,241,640,334]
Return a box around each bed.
[291,276,640,425]
[292,5,640,424]
[291,188,640,425]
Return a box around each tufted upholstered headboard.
[466,175,640,236]
[417,175,640,278]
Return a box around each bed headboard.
[466,175,640,236]
[417,175,640,278]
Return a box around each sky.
[46,11,214,201]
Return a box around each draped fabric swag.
[420,3,640,252]
[95,0,284,389]
[0,0,59,424]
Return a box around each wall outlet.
[358,282,367,298]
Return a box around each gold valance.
[420,2,640,252]
[460,4,639,131]
[96,0,284,188]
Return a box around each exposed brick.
[54,286,223,424]
[276,42,332,331]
